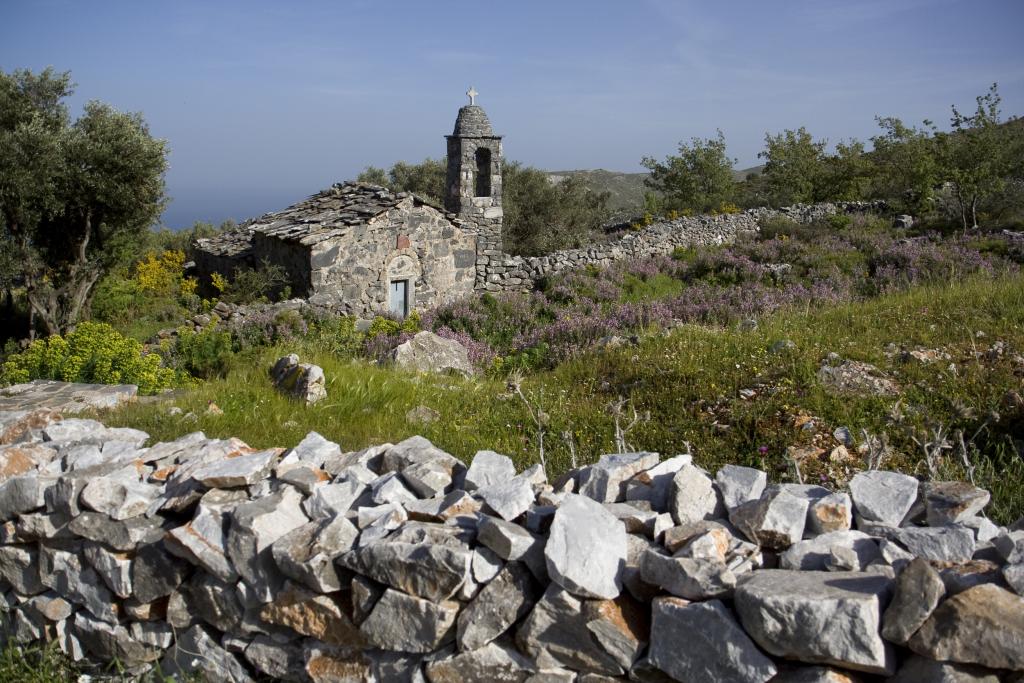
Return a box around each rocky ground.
[0,405,1022,682]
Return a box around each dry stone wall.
[480,201,885,292]
[1,410,1021,682]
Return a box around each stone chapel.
[192,90,503,317]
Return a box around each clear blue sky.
[3,0,1023,229]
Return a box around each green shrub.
[366,311,421,339]
[224,259,289,304]
[827,214,853,230]
[166,327,235,379]
[757,215,801,239]
[308,314,366,357]
[0,322,178,394]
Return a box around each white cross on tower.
[466,86,478,106]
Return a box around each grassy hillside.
[101,272,1024,523]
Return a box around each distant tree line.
[643,84,1024,229]
[358,159,611,256]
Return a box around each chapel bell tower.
[445,86,503,256]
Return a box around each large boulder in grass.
[391,331,474,377]
[270,354,327,405]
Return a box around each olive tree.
[641,130,736,213]
[759,127,827,207]
[937,83,1021,229]
[0,68,167,335]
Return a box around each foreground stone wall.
[479,201,885,292]
[1,410,1021,682]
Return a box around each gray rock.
[271,354,327,405]
[160,624,254,682]
[427,639,536,682]
[23,592,73,622]
[849,470,919,526]
[780,530,880,571]
[669,464,722,525]
[648,597,776,683]
[359,587,460,653]
[405,490,480,522]
[0,474,51,521]
[546,493,627,599]
[287,431,341,466]
[639,548,735,599]
[464,450,517,491]
[131,541,191,603]
[80,476,160,521]
[472,545,504,583]
[478,515,542,562]
[731,489,808,550]
[337,541,471,601]
[244,635,305,681]
[371,471,418,506]
[994,530,1024,563]
[578,452,660,504]
[272,516,357,592]
[0,545,45,594]
[924,482,990,526]
[190,448,278,488]
[72,611,161,667]
[807,492,853,536]
[391,331,475,376]
[1005,562,1024,595]
[402,458,453,498]
[165,503,238,582]
[303,478,365,518]
[887,654,1001,683]
[882,557,946,645]
[181,572,244,633]
[478,474,535,521]
[227,486,309,601]
[83,542,133,598]
[515,585,625,676]
[67,511,163,551]
[40,547,119,624]
[896,525,975,562]
[715,464,767,511]
[260,584,363,647]
[458,561,540,651]
[624,454,691,512]
[908,583,1024,670]
[735,569,895,675]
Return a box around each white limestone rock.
[669,464,723,525]
[731,488,809,550]
[715,464,767,511]
[648,597,777,683]
[849,470,919,527]
[779,530,880,571]
[735,569,895,675]
[478,473,536,521]
[545,493,627,599]
[464,450,517,491]
[577,452,660,504]
[359,588,460,653]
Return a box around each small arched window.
[475,147,491,198]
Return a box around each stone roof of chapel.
[195,182,444,254]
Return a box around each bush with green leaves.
[163,326,235,380]
[0,321,178,394]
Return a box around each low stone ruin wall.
[480,201,885,292]
[1,410,1021,682]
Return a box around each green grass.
[98,273,1024,524]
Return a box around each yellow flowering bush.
[135,250,197,298]
[0,322,179,395]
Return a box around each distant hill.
[547,166,764,215]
